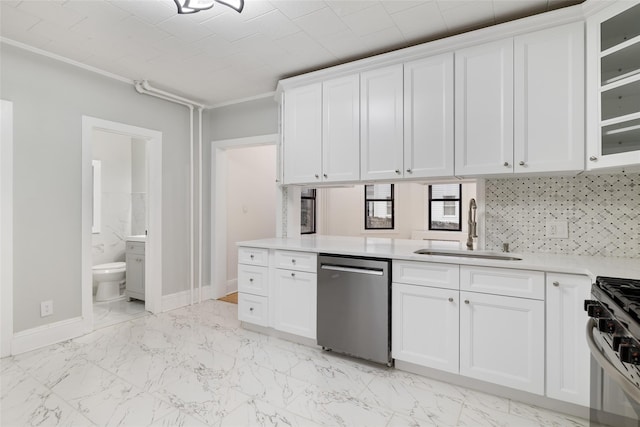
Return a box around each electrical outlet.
[546,220,569,239]
[40,300,53,317]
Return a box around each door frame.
[81,116,162,332]
[210,133,278,299]
[1,100,14,357]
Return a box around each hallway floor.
[1,300,589,426]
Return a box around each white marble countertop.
[126,235,146,243]
[238,235,640,281]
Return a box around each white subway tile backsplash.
[484,174,639,258]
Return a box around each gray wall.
[208,97,278,141]
[1,44,192,332]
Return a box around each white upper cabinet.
[514,22,585,173]
[283,83,322,184]
[455,39,514,176]
[586,1,640,170]
[404,53,454,178]
[361,64,404,181]
[322,74,360,183]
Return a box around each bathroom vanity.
[125,236,145,301]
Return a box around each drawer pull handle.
[553,281,559,287]
[448,297,454,302]
[589,156,597,162]
[464,300,470,304]
[519,161,525,166]
[395,169,400,174]
[503,162,509,167]
[323,173,328,178]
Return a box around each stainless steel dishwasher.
[317,254,392,366]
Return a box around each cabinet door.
[392,283,459,373]
[460,291,544,395]
[283,83,322,184]
[546,273,591,406]
[455,39,514,176]
[586,1,640,170]
[125,253,145,299]
[360,64,404,181]
[272,269,317,339]
[323,74,360,183]
[404,53,454,178]
[514,23,585,173]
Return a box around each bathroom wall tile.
[484,173,640,257]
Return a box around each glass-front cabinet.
[587,1,640,170]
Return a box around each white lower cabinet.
[459,290,545,395]
[272,268,317,339]
[125,241,145,301]
[546,273,591,406]
[392,283,459,373]
[238,293,268,326]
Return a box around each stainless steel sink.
[413,249,522,261]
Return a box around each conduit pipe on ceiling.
[134,80,206,307]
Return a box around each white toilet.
[92,262,126,302]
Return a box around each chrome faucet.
[466,198,478,250]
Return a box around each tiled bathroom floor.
[1,300,589,426]
[93,297,147,329]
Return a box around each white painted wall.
[225,145,276,291]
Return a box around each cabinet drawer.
[126,241,145,255]
[274,250,317,273]
[238,247,269,267]
[393,261,459,290]
[238,265,268,296]
[460,266,544,300]
[238,293,268,327]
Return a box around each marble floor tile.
[93,298,147,330]
[0,300,594,427]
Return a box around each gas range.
[585,276,640,419]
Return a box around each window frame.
[364,184,395,230]
[300,188,316,235]
[428,184,462,231]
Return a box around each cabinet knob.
[589,156,598,162]
[249,278,254,283]
[249,307,254,312]
[519,161,525,166]
[553,281,559,287]
[395,169,400,174]
[315,174,319,179]
[406,169,412,173]
[291,259,296,264]
[323,173,328,178]
[291,272,296,277]
[250,254,254,259]
[464,300,470,304]
[448,297,454,302]
[503,162,510,167]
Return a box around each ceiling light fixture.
[174,0,244,14]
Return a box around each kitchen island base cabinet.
[272,269,317,340]
[459,291,545,395]
[392,283,459,373]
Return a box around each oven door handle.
[586,318,640,404]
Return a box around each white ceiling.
[1,0,582,106]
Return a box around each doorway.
[211,134,278,300]
[81,117,162,333]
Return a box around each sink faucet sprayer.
[466,198,477,250]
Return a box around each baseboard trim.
[11,316,85,355]
[162,285,213,312]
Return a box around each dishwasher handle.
[320,264,384,276]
